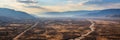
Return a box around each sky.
[0,0,120,14]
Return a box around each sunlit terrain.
[0,17,120,40]
[0,0,120,40]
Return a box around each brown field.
[0,18,120,40]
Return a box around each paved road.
[13,21,39,40]
[70,19,96,40]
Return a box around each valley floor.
[0,18,120,40]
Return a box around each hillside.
[85,9,120,17]
[0,8,36,20]
[43,9,120,18]
[0,8,36,22]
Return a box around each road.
[13,19,95,40]
[70,19,96,40]
[13,21,39,40]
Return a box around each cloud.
[86,0,120,5]
[17,0,38,4]
[16,0,50,10]
[0,0,120,15]
[16,0,38,6]
[41,0,91,12]
[0,0,51,14]
[84,0,120,9]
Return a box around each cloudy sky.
[0,0,120,14]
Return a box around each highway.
[13,21,39,40]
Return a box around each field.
[0,18,120,40]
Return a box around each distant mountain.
[0,8,36,23]
[107,15,120,18]
[43,10,97,16]
[43,9,120,18]
[0,8,36,20]
[85,9,120,17]
[0,16,16,22]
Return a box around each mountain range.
[0,8,120,22]
[43,9,120,18]
[85,9,120,17]
[0,8,36,22]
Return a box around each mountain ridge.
[0,8,37,22]
[0,8,36,20]
[42,9,120,17]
